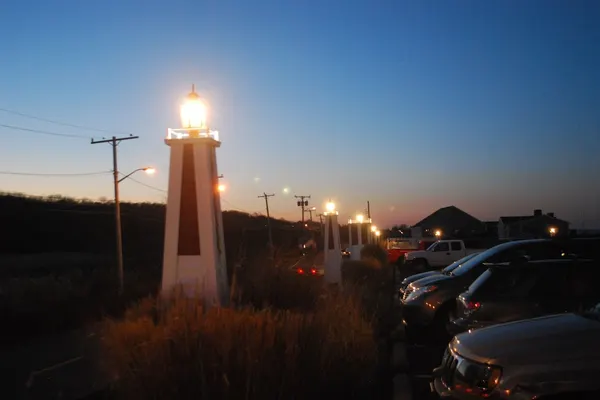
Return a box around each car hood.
[453,313,600,365]
[402,271,440,285]
[410,274,453,288]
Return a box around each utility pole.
[307,206,316,222]
[258,192,275,251]
[91,135,139,295]
[317,213,324,232]
[294,195,311,224]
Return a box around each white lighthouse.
[161,85,228,306]
[323,201,342,284]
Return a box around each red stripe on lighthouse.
[178,144,201,255]
[328,216,335,250]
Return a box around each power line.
[0,170,110,177]
[126,176,167,192]
[0,107,132,136]
[0,123,92,139]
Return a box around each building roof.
[499,216,533,224]
[500,214,570,226]
[412,205,483,231]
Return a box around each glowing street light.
[118,166,156,183]
[371,225,377,232]
[549,226,557,237]
[435,229,442,239]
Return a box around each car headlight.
[440,348,502,396]
[458,361,502,393]
[405,285,437,301]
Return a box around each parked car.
[398,252,482,298]
[401,239,570,330]
[447,258,600,335]
[404,240,488,271]
[432,301,600,399]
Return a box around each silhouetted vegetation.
[103,263,389,399]
[0,193,306,344]
[1,193,396,397]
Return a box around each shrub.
[359,244,388,268]
[102,289,377,399]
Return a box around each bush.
[360,244,388,268]
[102,289,378,399]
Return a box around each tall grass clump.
[102,289,377,399]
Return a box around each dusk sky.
[1,0,599,228]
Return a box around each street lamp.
[549,226,557,237]
[375,230,381,237]
[435,229,442,239]
[114,166,155,294]
[118,167,155,183]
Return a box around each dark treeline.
[0,193,306,270]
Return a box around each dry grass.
[102,288,378,399]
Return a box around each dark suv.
[400,239,587,330]
[448,258,600,335]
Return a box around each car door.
[564,262,600,311]
[429,241,451,267]
[471,267,541,324]
[448,241,465,263]
[528,265,572,315]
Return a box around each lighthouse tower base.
[161,138,228,306]
[323,213,342,284]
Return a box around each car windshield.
[451,241,536,276]
[442,252,480,274]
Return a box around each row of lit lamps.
[341,207,382,238]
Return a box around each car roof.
[488,258,595,269]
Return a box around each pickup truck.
[404,239,486,270]
[386,238,437,265]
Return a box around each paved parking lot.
[394,265,449,400]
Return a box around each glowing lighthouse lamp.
[161,85,228,306]
[323,201,342,285]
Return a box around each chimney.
[547,212,555,218]
[533,209,542,217]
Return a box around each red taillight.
[310,268,317,275]
[465,301,481,311]
[297,268,304,274]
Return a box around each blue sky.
[0,0,599,228]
